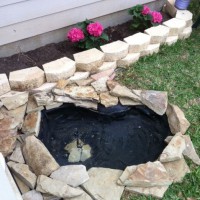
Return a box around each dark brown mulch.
[0,12,170,76]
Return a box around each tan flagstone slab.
[9,146,25,164]
[183,135,200,165]
[91,77,109,94]
[100,40,129,61]
[69,72,90,82]
[91,68,115,81]
[118,161,172,187]
[163,158,190,182]
[100,92,118,107]
[119,97,142,106]
[9,67,45,91]
[36,175,83,198]
[75,78,94,86]
[110,85,141,102]
[176,10,193,27]
[82,167,124,200]
[43,57,76,82]
[23,136,60,176]
[33,92,54,106]
[0,73,11,96]
[26,95,44,114]
[22,111,41,136]
[74,48,104,73]
[165,36,178,46]
[0,91,28,110]
[166,104,190,134]
[13,174,30,194]
[22,190,43,200]
[124,32,150,53]
[179,27,192,40]
[159,133,185,162]
[30,82,57,95]
[64,86,99,101]
[141,90,168,115]
[141,43,160,57]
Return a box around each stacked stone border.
[0,10,199,200]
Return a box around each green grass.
[118,28,200,200]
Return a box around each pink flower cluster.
[151,11,163,23]
[67,28,85,43]
[141,5,163,23]
[142,5,150,15]
[87,22,103,37]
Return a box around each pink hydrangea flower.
[142,5,151,15]
[87,22,103,37]
[151,11,163,23]
[67,28,85,43]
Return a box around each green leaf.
[85,39,94,49]
[100,33,109,41]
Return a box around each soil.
[39,104,171,170]
[0,12,170,76]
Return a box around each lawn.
[119,14,200,200]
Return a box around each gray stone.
[163,158,190,182]
[159,133,185,162]
[33,92,54,106]
[9,67,45,91]
[22,111,41,136]
[82,167,124,200]
[9,146,25,164]
[45,102,63,110]
[22,190,43,200]
[124,32,150,53]
[125,185,169,199]
[81,145,92,162]
[100,40,129,61]
[50,165,89,187]
[0,91,28,110]
[179,27,192,40]
[43,57,76,82]
[43,194,61,200]
[36,175,83,198]
[0,74,11,96]
[91,77,108,94]
[75,78,94,86]
[166,104,190,134]
[141,90,168,115]
[0,110,4,120]
[23,136,59,176]
[100,92,118,107]
[74,48,104,73]
[68,148,82,163]
[183,135,200,165]
[176,10,193,27]
[55,79,70,89]
[64,190,92,200]
[118,161,172,187]
[8,161,37,189]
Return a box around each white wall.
[0,0,154,46]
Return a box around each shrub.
[128,4,163,30]
[67,19,109,49]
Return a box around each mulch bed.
[0,12,170,76]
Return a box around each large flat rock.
[43,57,76,82]
[50,165,89,187]
[124,33,150,53]
[0,74,11,96]
[22,190,43,200]
[9,67,45,91]
[36,175,83,198]
[117,53,140,68]
[82,167,124,200]
[23,135,59,176]
[73,48,104,73]
[0,91,28,110]
[166,104,190,134]
[100,40,129,61]
[176,10,193,27]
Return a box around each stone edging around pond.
[0,9,199,200]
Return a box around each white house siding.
[0,0,156,46]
